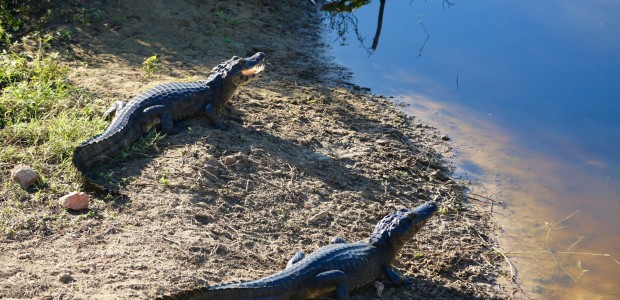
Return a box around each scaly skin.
[72,52,265,189]
[158,202,438,300]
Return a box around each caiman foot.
[383,265,414,286]
[213,121,228,131]
[168,121,190,134]
[81,174,124,196]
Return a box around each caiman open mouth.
[230,52,266,86]
[240,52,266,76]
[209,52,266,84]
[241,62,265,76]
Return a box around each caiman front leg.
[382,265,413,286]
[141,105,187,134]
[205,103,227,130]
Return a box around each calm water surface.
[324,1,620,299]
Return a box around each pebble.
[307,211,329,223]
[441,135,450,141]
[221,153,243,166]
[58,191,90,210]
[10,164,40,189]
[374,281,385,297]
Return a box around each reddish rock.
[10,164,40,189]
[59,192,90,210]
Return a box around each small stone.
[221,153,243,166]
[17,253,32,259]
[441,135,450,141]
[59,192,90,210]
[307,211,329,223]
[10,164,40,189]
[204,154,222,169]
[374,281,385,297]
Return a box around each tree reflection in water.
[321,0,454,54]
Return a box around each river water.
[323,1,620,299]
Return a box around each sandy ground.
[0,0,516,299]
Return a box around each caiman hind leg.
[310,270,350,300]
[103,101,127,121]
[141,105,187,134]
[330,237,347,244]
[287,237,347,269]
[286,251,305,268]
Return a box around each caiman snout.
[232,52,266,86]
[412,201,438,218]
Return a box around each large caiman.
[157,201,438,300]
[72,52,265,190]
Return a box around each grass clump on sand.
[0,49,107,238]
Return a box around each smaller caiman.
[72,52,265,190]
[157,201,438,300]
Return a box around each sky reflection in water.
[324,0,620,298]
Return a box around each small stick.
[499,251,518,283]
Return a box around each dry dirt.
[1,0,516,299]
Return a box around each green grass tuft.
[0,52,76,126]
[0,50,109,238]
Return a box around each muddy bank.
[0,0,515,299]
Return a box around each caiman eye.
[407,212,417,219]
[237,59,246,65]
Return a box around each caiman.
[72,52,265,189]
[157,201,438,300]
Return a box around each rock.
[221,153,244,166]
[441,135,450,141]
[204,154,222,169]
[374,280,385,297]
[307,211,329,223]
[10,164,40,189]
[59,192,90,210]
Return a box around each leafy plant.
[75,7,101,26]
[159,174,170,186]
[142,55,159,79]
[0,0,54,45]
[215,9,240,28]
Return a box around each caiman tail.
[72,118,142,192]
[157,285,296,300]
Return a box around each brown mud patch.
[1,0,516,299]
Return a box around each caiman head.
[208,52,266,100]
[368,202,438,259]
